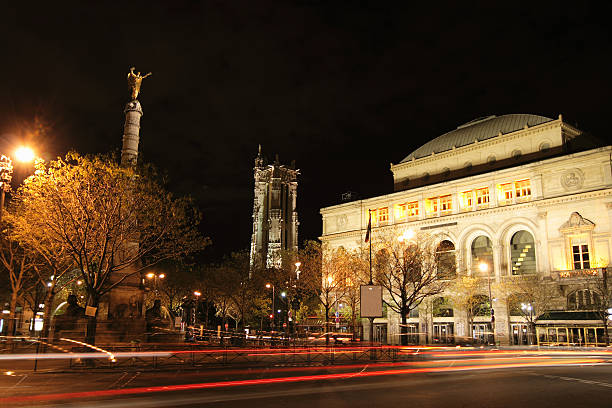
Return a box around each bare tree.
[0,219,41,338]
[372,230,448,346]
[585,267,612,345]
[497,275,559,345]
[450,276,486,341]
[298,240,348,345]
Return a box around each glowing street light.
[14,146,35,163]
[398,229,415,243]
[193,291,201,297]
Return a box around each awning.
[536,311,603,325]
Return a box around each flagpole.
[368,209,372,285]
[366,209,375,349]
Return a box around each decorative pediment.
[559,212,595,233]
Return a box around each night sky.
[1,2,611,259]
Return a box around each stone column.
[531,174,543,200]
[493,244,503,278]
[488,182,498,207]
[121,100,143,167]
[98,99,146,341]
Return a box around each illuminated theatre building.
[320,114,612,346]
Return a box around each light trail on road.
[1,357,605,405]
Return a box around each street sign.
[85,306,97,317]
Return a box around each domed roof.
[400,114,554,162]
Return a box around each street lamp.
[266,283,275,329]
[521,302,534,345]
[479,262,495,345]
[398,229,415,243]
[145,272,165,294]
[14,147,35,163]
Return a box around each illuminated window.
[515,179,531,200]
[436,241,456,279]
[407,201,419,217]
[476,188,489,208]
[395,203,407,220]
[471,236,493,275]
[427,197,439,215]
[511,231,536,275]
[460,191,474,211]
[498,183,514,204]
[572,242,590,270]
[378,207,389,223]
[440,195,453,214]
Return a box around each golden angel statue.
[127,67,152,100]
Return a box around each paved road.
[1,350,611,407]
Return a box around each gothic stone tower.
[250,146,299,269]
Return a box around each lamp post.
[479,262,495,345]
[521,302,534,345]
[266,283,275,329]
[145,272,165,294]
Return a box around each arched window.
[511,231,536,275]
[567,289,600,310]
[512,149,522,159]
[471,236,493,275]
[433,297,454,317]
[436,240,456,278]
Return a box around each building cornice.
[321,187,612,240]
[321,146,612,214]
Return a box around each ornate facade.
[250,147,299,269]
[320,114,612,346]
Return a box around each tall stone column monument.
[98,68,152,342]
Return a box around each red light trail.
[1,358,603,405]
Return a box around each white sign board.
[360,285,383,318]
